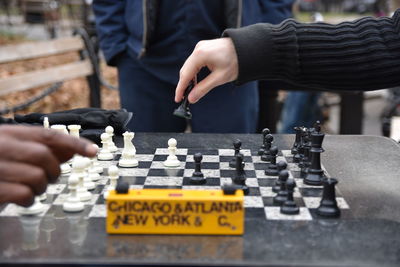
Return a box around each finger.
[0,138,61,184]
[0,125,97,161]
[0,181,35,207]
[188,71,224,103]
[175,53,205,102]
[0,161,50,195]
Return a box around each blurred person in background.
[92,0,293,133]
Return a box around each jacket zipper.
[236,0,242,28]
[139,0,148,58]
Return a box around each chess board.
[0,147,351,221]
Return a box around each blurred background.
[0,0,399,137]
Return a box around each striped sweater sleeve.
[223,10,400,91]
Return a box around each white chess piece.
[73,159,92,202]
[97,133,113,161]
[105,126,118,152]
[163,138,181,167]
[82,157,95,190]
[17,196,45,215]
[103,165,119,199]
[43,117,49,129]
[68,124,81,139]
[51,124,71,174]
[91,144,103,174]
[38,192,47,201]
[63,172,85,212]
[118,131,138,167]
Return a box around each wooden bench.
[0,29,102,113]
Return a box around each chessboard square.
[0,203,50,217]
[186,155,220,162]
[89,204,106,218]
[148,168,184,177]
[185,162,219,169]
[53,193,99,206]
[244,196,264,208]
[130,184,145,189]
[97,177,109,185]
[136,154,155,162]
[155,148,188,155]
[246,178,259,187]
[295,179,322,189]
[96,161,115,169]
[245,208,266,218]
[187,148,218,155]
[265,207,312,220]
[276,156,287,163]
[255,170,269,178]
[144,176,183,186]
[244,163,255,170]
[219,162,231,170]
[247,187,261,196]
[291,171,302,179]
[137,161,152,168]
[303,197,350,209]
[153,154,167,161]
[241,149,252,156]
[144,185,182,189]
[287,163,301,172]
[119,168,149,177]
[150,161,185,170]
[218,149,234,156]
[46,184,66,194]
[281,150,292,157]
[182,185,221,190]
[220,177,232,186]
[257,178,277,187]
[220,169,256,179]
[251,156,265,164]
[299,187,323,197]
[259,187,275,197]
[183,169,220,178]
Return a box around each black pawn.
[265,146,279,176]
[229,139,242,168]
[261,134,274,162]
[190,153,206,185]
[280,179,299,215]
[258,128,270,155]
[317,178,340,218]
[233,153,249,195]
[272,161,287,193]
[273,170,289,204]
[291,127,302,155]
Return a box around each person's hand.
[0,125,97,207]
[175,37,239,104]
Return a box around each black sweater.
[223,10,400,91]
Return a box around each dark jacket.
[92,0,294,66]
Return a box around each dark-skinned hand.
[0,125,97,207]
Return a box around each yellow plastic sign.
[106,189,244,235]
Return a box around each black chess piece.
[233,153,249,195]
[304,123,325,186]
[229,139,242,168]
[173,81,194,119]
[265,146,279,176]
[261,134,274,162]
[273,170,289,204]
[291,127,302,155]
[222,183,238,195]
[300,145,311,178]
[273,161,287,193]
[116,181,129,194]
[280,178,300,215]
[293,127,307,163]
[316,177,341,218]
[258,128,270,155]
[190,153,206,185]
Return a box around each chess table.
[0,133,399,267]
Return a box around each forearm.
[224,10,400,91]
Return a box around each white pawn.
[103,165,119,199]
[90,144,103,174]
[98,133,113,161]
[68,124,81,139]
[51,124,71,174]
[163,138,181,167]
[73,159,92,202]
[119,131,138,167]
[17,196,45,215]
[105,126,118,152]
[82,157,95,190]
[63,172,84,212]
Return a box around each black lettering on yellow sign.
[108,201,172,213]
[112,214,148,229]
[153,214,191,226]
[178,201,242,214]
